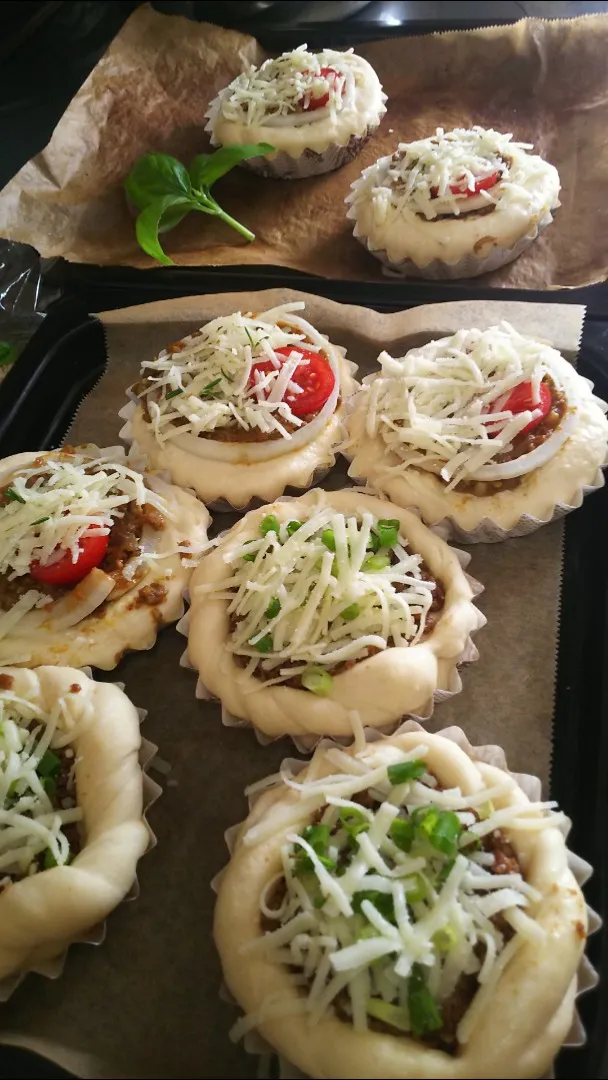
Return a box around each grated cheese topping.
[361,323,575,489]
[139,303,338,442]
[198,506,439,687]
[215,45,358,129]
[0,683,88,888]
[242,743,566,1045]
[0,451,167,582]
[353,126,553,222]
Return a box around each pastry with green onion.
[215,729,587,1078]
[0,666,148,983]
[186,489,482,738]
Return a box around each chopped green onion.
[340,603,360,621]
[43,849,58,870]
[259,514,280,536]
[366,999,410,1033]
[301,667,333,696]
[376,518,400,548]
[251,633,273,654]
[389,817,415,853]
[265,597,281,619]
[339,806,370,839]
[363,553,390,572]
[294,824,336,874]
[37,749,61,779]
[7,780,19,798]
[413,806,462,857]
[244,327,257,349]
[433,925,457,952]
[404,873,428,904]
[286,520,302,536]
[387,759,426,786]
[165,388,183,399]
[366,530,381,554]
[32,517,50,526]
[437,856,456,884]
[407,963,443,1039]
[321,529,336,552]
[42,776,57,797]
[352,890,396,923]
[5,488,25,504]
[200,377,223,398]
[241,540,258,562]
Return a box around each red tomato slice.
[449,170,501,197]
[249,346,336,418]
[30,528,110,586]
[301,67,341,111]
[492,381,552,437]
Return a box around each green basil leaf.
[124,153,192,209]
[0,341,17,368]
[189,143,275,190]
[134,196,193,266]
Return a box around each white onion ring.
[21,569,115,634]
[472,405,579,480]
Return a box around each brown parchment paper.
[1,5,608,288]
[0,290,586,1079]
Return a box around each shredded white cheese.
[139,302,336,442]
[215,45,358,129]
[0,683,86,887]
[358,126,553,221]
[244,746,561,1045]
[198,507,438,684]
[361,322,573,488]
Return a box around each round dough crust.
[346,363,608,535]
[0,665,148,981]
[126,348,358,509]
[187,489,481,737]
[206,53,386,160]
[215,730,587,1080]
[0,450,210,670]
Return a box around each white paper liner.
[0,696,162,1003]
[118,352,359,513]
[212,721,600,1080]
[235,130,375,181]
[347,203,555,281]
[176,545,486,752]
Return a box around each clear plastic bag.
[0,240,55,381]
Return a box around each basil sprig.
[124,144,274,266]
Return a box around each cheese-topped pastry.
[346,323,608,539]
[121,302,358,508]
[0,666,148,981]
[205,45,387,180]
[346,127,560,278]
[0,447,210,668]
[186,489,481,737]
[215,730,587,1079]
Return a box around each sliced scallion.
[259,514,280,537]
[301,667,333,696]
[340,603,360,621]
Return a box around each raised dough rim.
[0,678,162,1003]
[212,720,600,1080]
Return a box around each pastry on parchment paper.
[0,666,150,984]
[184,488,483,740]
[0,446,210,669]
[120,301,358,510]
[346,126,560,279]
[345,322,608,542]
[214,728,590,1080]
[205,44,387,180]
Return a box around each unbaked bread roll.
[186,488,482,737]
[0,665,149,981]
[215,729,587,1079]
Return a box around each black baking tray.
[0,279,607,1080]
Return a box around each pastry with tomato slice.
[205,44,387,180]
[120,301,358,509]
[185,489,482,739]
[0,446,210,669]
[0,665,149,983]
[346,126,560,278]
[345,323,608,541]
[215,729,587,1080]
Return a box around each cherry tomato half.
[301,67,341,111]
[249,346,336,418]
[492,381,552,437]
[30,528,110,587]
[450,171,501,197]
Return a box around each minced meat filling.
[261,782,523,1054]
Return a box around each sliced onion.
[22,569,115,633]
[472,404,579,481]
